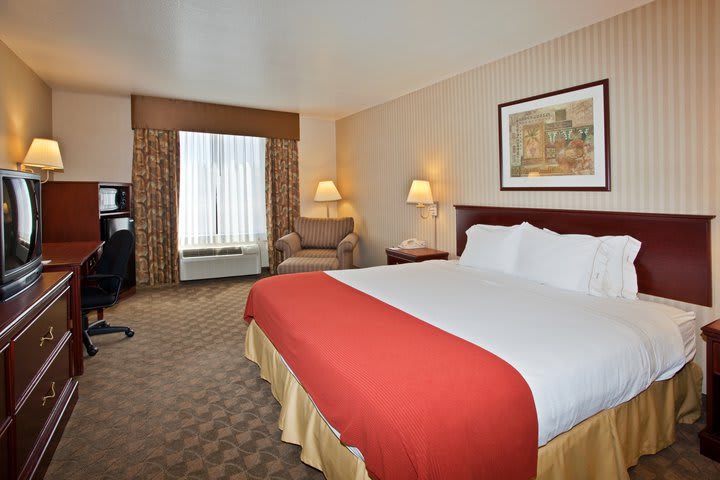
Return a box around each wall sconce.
[20,138,64,183]
[314,180,342,218]
[406,179,438,247]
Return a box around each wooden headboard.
[455,205,714,307]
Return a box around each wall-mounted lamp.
[314,180,342,218]
[406,179,438,247]
[20,138,64,183]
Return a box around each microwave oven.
[99,187,129,212]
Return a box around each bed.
[243,205,714,480]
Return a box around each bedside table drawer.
[13,290,69,403]
[714,340,720,375]
[15,339,71,472]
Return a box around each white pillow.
[459,223,524,273]
[514,224,608,294]
[543,228,641,299]
[598,235,642,299]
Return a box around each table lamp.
[314,180,342,218]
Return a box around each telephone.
[399,238,427,249]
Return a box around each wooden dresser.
[0,272,77,480]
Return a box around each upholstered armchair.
[275,217,358,274]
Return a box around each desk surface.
[43,241,104,266]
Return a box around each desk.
[42,241,103,376]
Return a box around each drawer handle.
[40,326,55,347]
[42,382,56,406]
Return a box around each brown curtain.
[265,138,300,274]
[132,128,181,286]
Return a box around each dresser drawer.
[15,340,71,472]
[0,346,6,421]
[13,290,69,403]
[0,424,9,480]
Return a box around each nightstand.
[386,247,449,265]
[700,319,720,462]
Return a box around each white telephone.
[399,238,427,249]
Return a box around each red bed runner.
[244,272,537,480]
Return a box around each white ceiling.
[0,0,651,120]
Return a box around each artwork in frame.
[498,79,610,191]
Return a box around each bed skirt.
[245,320,702,480]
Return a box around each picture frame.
[498,79,610,191]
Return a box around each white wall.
[51,90,133,182]
[298,117,337,218]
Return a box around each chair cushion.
[277,257,339,274]
[81,286,117,310]
[295,217,354,249]
[295,249,337,258]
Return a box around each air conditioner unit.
[180,244,261,281]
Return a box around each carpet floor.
[45,275,720,479]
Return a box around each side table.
[700,319,720,461]
[386,247,449,265]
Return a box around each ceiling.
[0,0,652,120]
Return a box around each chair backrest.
[96,229,135,277]
[294,217,354,248]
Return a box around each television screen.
[3,177,41,272]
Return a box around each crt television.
[0,168,42,301]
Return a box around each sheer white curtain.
[178,131,266,248]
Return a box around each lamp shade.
[314,180,341,202]
[406,180,433,205]
[22,138,64,170]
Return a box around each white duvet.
[327,260,694,447]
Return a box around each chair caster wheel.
[125,329,135,337]
[87,346,98,356]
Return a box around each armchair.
[276,217,358,274]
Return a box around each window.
[178,131,266,248]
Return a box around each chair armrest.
[337,233,359,269]
[275,232,302,259]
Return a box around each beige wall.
[299,117,337,218]
[52,90,133,182]
[0,40,52,170]
[337,0,719,383]
[51,93,337,215]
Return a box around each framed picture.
[498,79,610,191]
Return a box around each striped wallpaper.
[336,0,719,381]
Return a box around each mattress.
[325,260,695,447]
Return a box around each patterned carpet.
[45,275,720,479]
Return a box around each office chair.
[81,229,135,356]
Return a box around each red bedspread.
[244,272,537,480]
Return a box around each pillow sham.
[514,224,608,295]
[459,223,524,273]
[543,228,641,299]
[598,235,642,299]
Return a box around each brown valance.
[130,95,300,140]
